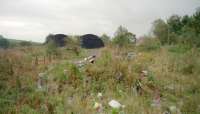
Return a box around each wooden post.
[35,56,38,65]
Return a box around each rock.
[169,106,176,112]
[108,100,124,109]
[169,106,181,114]
[89,58,95,64]
[67,96,73,105]
[163,111,171,114]
[63,69,68,75]
[165,84,175,91]
[141,70,148,76]
[97,93,103,98]
[127,52,136,60]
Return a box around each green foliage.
[20,105,39,114]
[46,41,57,55]
[138,37,161,51]
[168,44,191,54]
[167,15,183,35]
[152,19,168,45]
[152,8,200,47]
[101,33,111,45]
[113,26,136,47]
[20,41,32,47]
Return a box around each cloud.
[0,0,199,42]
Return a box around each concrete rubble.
[127,52,136,60]
[108,100,125,109]
[76,55,96,67]
[37,73,47,91]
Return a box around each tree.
[101,34,110,45]
[167,15,183,35]
[192,8,200,34]
[0,35,9,49]
[113,26,136,47]
[152,19,168,44]
[114,25,129,37]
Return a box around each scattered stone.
[169,106,176,112]
[108,100,125,109]
[151,98,161,108]
[127,52,136,60]
[67,96,73,105]
[141,70,148,76]
[97,93,103,98]
[163,111,171,114]
[116,72,123,82]
[89,58,95,64]
[76,55,96,67]
[165,84,175,91]
[169,106,181,114]
[63,69,68,75]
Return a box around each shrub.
[138,37,161,51]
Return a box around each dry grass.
[0,44,200,114]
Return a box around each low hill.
[8,38,41,47]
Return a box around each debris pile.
[76,55,96,67]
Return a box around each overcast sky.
[0,0,199,42]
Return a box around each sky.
[0,0,199,42]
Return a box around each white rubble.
[127,52,136,60]
[108,100,125,109]
[169,106,181,114]
[97,93,103,98]
[142,70,148,76]
[37,73,46,90]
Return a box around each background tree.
[113,26,136,47]
[101,34,110,45]
[152,19,168,45]
[152,8,200,47]
[19,41,32,47]
[167,15,183,35]
[192,7,200,35]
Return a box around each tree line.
[152,8,200,47]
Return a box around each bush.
[168,44,191,53]
[138,37,161,51]
[20,41,32,47]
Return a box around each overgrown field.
[0,41,200,114]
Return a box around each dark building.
[45,34,67,47]
[80,34,104,49]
